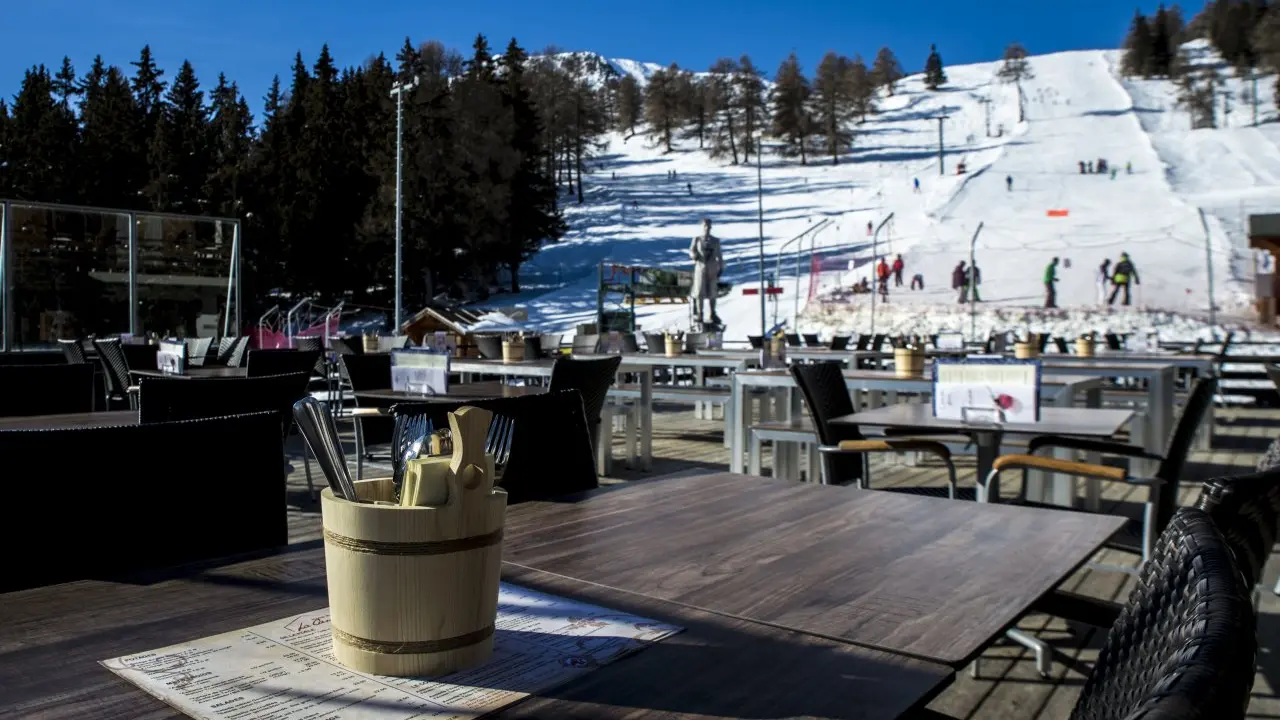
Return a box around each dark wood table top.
[0,410,138,431]
[505,472,1126,666]
[355,381,545,403]
[0,546,952,719]
[131,366,247,380]
[832,403,1135,437]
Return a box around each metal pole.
[870,213,894,337]
[1199,208,1216,328]
[968,222,985,340]
[127,212,139,337]
[1252,69,1259,127]
[0,201,9,352]
[234,220,242,339]
[391,76,419,334]
[936,115,949,176]
[223,222,238,339]
[757,131,766,343]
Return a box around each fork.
[486,416,516,479]
[392,415,432,498]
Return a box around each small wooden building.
[401,305,519,356]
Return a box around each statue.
[689,217,723,326]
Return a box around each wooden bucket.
[321,465,506,676]
[1014,341,1038,359]
[894,348,925,378]
[501,340,523,364]
[1076,338,1096,357]
[665,336,681,357]
[362,335,379,353]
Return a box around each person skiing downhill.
[1108,252,1139,306]
[1006,175,1013,191]
[952,261,968,303]
[913,177,921,193]
[892,254,905,287]
[867,220,873,236]
[1096,258,1112,304]
[1044,257,1060,308]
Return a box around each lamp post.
[756,130,766,350]
[390,75,419,332]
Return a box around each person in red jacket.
[891,254,905,287]
[876,257,891,300]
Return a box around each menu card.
[391,349,450,395]
[156,340,187,375]
[102,583,682,720]
[933,358,1040,423]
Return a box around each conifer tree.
[130,46,166,159]
[148,60,210,214]
[1151,5,1174,76]
[0,101,10,196]
[643,64,681,152]
[813,52,854,164]
[79,57,144,208]
[206,74,253,218]
[923,44,947,90]
[848,55,876,122]
[707,58,739,163]
[871,47,904,95]
[770,53,811,164]
[1122,11,1155,76]
[615,74,641,137]
[8,66,76,202]
[733,55,766,161]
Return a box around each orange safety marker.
[1046,209,1070,217]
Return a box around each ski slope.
[507,45,1280,343]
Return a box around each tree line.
[1122,2,1280,128]
[0,35,611,313]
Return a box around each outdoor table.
[0,541,954,719]
[450,356,655,470]
[832,403,1135,507]
[728,367,1105,476]
[354,381,545,404]
[0,409,137,431]
[505,472,1126,667]
[130,366,248,380]
[586,351,751,420]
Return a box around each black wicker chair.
[1068,508,1256,720]
[802,333,821,347]
[339,354,394,479]
[91,337,137,410]
[829,335,851,351]
[58,339,87,364]
[0,410,286,592]
[0,364,95,417]
[747,335,764,349]
[121,343,158,373]
[790,362,968,498]
[1195,467,1280,592]
[784,333,802,348]
[391,389,598,504]
[549,356,621,466]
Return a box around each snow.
[504,45,1280,345]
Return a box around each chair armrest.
[989,454,1126,482]
[1027,434,1164,461]
[1031,589,1122,629]
[826,438,952,461]
[127,385,140,394]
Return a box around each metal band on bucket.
[332,623,495,655]
[323,527,504,556]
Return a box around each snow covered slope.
[508,45,1280,342]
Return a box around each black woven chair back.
[784,333,802,347]
[292,336,323,353]
[685,332,706,353]
[216,337,238,364]
[1214,331,1236,363]
[619,333,640,354]
[184,337,214,367]
[92,338,132,398]
[802,333,821,347]
[522,335,543,360]
[1195,467,1280,589]
[829,335,851,351]
[1037,333,1052,353]
[341,353,392,392]
[1054,337,1070,353]
[59,339,87,364]
[474,335,503,360]
[1146,377,1217,533]
[122,343,158,373]
[1267,365,1280,406]
[549,356,621,431]
[572,333,600,354]
[0,411,286,592]
[791,362,864,484]
[0,363,94,417]
[329,337,358,356]
[247,348,322,378]
[228,337,251,367]
[855,334,872,351]
[871,334,888,352]
[1070,508,1255,720]
[391,389,597,503]
[1104,332,1123,351]
[138,372,310,435]
[645,333,667,353]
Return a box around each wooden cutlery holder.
[894,348,925,378]
[1076,338,1096,357]
[1014,341,1038,359]
[321,455,507,676]
[501,339,523,364]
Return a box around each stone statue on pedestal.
[689,218,723,326]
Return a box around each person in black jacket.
[1108,252,1139,306]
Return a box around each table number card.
[391,349,449,395]
[934,332,965,351]
[156,340,187,375]
[933,358,1040,424]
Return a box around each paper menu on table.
[932,359,1040,423]
[157,340,187,375]
[101,582,682,720]
[392,349,449,395]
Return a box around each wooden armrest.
[836,439,951,461]
[127,385,140,394]
[1026,435,1163,461]
[991,454,1125,481]
[345,407,386,418]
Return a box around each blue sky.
[2,0,1205,120]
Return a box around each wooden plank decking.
[282,404,1280,719]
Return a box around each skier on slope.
[1108,252,1140,306]
[1096,258,1112,304]
[892,254,905,287]
[1044,257,1060,309]
[1006,175,1013,192]
[913,177,921,193]
[876,257,891,300]
[867,221,873,236]
[952,261,968,303]
[910,273,925,290]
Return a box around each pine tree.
[1176,65,1219,128]
[79,57,144,208]
[615,74,641,137]
[770,53,811,164]
[733,55,766,161]
[643,64,681,152]
[130,45,166,162]
[206,74,254,218]
[678,76,711,148]
[0,101,10,196]
[871,47,904,95]
[924,44,947,90]
[707,58,739,163]
[848,55,876,122]
[1151,5,1174,76]
[1122,12,1155,77]
[148,60,210,214]
[8,66,76,202]
[1255,9,1280,72]
[812,52,854,165]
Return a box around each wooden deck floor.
[282,404,1280,719]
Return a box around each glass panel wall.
[135,214,235,340]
